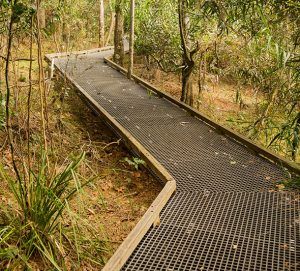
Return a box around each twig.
[0,135,8,152]
[0,55,35,62]
[102,138,121,150]
[36,0,48,159]
[115,191,138,200]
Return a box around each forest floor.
[133,58,261,131]
[0,44,161,269]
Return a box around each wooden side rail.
[104,57,300,175]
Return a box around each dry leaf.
[133,172,141,178]
[87,208,95,215]
[276,184,285,191]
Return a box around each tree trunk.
[99,0,105,47]
[128,0,135,78]
[113,0,124,66]
[36,0,48,154]
[181,63,194,102]
[105,11,115,46]
[5,2,22,183]
[178,0,198,104]
[38,7,46,29]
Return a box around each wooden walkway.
[46,47,300,271]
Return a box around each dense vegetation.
[0,0,299,269]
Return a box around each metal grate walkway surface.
[52,49,300,270]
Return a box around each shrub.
[0,152,107,269]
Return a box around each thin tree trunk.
[181,66,194,103]
[0,34,4,92]
[128,0,135,78]
[5,1,22,183]
[27,17,33,173]
[99,0,105,47]
[36,0,48,153]
[38,6,46,29]
[113,0,124,66]
[105,11,115,46]
[198,56,202,94]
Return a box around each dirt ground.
[132,60,261,127]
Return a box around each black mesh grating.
[53,52,300,271]
[123,192,300,271]
[123,223,299,271]
[160,192,300,245]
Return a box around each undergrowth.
[0,152,108,269]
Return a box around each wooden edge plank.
[44,46,113,61]
[103,57,300,175]
[102,180,176,271]
[50,58,177,270]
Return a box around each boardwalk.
[49,48,299,270]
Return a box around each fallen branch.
[103,138,121,150]
[0,55,36,62]
[116,191,138,200]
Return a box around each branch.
[178,0,190,61]
[190,40,200,57]
[103,138,121,150]
[0,55,36,62]
[151,55,179,73]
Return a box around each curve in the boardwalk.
[51,49,299,271]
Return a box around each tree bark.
[113,0,124,66]
[36,0,48,154]
[128,0,135,78]
[5,0,22,183]
[38,7,46,29]
[99,0,105,47]
[105,11,115,46]
[178,0,199,104]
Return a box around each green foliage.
[269,113,300,161]
[42,0,109,47]
[124,157,146,170]
[135,0,181,72]
[132,0,300,160]
[0,152,107,269]
[0,0,35,33]
[282,176,300,190]
[202,2,296,158]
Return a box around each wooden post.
[99,0,105,47]
[128,0,135,79]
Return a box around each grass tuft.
[0,152,108,269]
